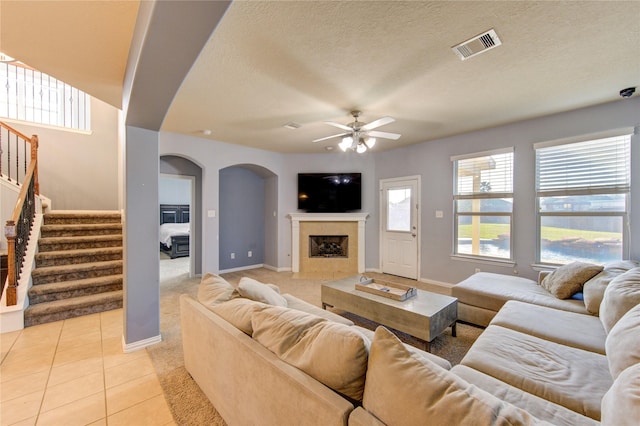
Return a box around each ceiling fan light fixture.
[339,137,352,151]
[365,137,376,149]
[356,143,367,154]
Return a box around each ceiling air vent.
[452,29,501,61]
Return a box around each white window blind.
[536,135,631,196]
[455,150,513,197]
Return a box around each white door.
[380,177,420,279]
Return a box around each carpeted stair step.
[31,260,123,285]
[35,247,123,267]
[28,274,123,304]
[24,290,123,327]
[40,223,122,238]
[44,212,121,225]
[38,234,123,252]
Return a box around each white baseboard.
[218,264,265,274]
[122,334,162,353]
[263,264,291,272]
[418,277,455,288]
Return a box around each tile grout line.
[34,319,64,425]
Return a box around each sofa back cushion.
[601,363,640,426]
[583,261,640,314]
[362,326,544,425]
[605,303,640,380]
[237,277,288,307]
[540,262,603,299]
[197,273,239,307]
[600,267,640,333]
[210,298,269,336]
[252,306,369,401]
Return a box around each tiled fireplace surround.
[289,213,368,275]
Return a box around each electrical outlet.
[475,268,481,273]
[230,253,235,259]
[248,251,252,258]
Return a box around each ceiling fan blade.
[361,116,395,131]
[324,121,353,132]
[312,132,349,143]
[368,130,401,140]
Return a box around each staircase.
[24,211,123,327]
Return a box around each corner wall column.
[123,126,161,350]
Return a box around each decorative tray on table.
[355,278,417,301]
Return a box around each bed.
[160,204,190,259]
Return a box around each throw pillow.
[540,262,603,299]
[600,267,640,333]
[362,326,542,426]
[197,273,239,308]
[605,303,640,380]
[211,298,268,336]
[251,306,326,356]
[237,277,287,307]
[601,363,640,426]
[279,321,370,401]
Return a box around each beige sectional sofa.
[181,268,640,425]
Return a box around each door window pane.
[387,188,411,232]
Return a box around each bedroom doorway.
[159,173,195,278]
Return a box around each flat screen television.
[297,173,361,213]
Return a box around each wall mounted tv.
[297,173,362,213]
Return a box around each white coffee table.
[321,275,458,351]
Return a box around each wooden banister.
[1,121,39,306]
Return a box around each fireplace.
[309,235,348,258]
[289,212,369,275]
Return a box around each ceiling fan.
[312,110,401,153]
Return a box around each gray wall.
[123,125,160,344]
[161,97,639,286]
[374,97,640,284]
[4,97,119,210]
[219,166,265,270]
[159,175,191,205]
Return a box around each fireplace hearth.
[309,235,348,258]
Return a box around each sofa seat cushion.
[460,325,612,420]
[490,301,606,354]
[599,267,640,333]
[451,365,599,426]
[362,326,544,426]
[352,325,452,371]
[282,294,354,326]
[605,303,640,380]
[452,272,588,315]
[252,306,370,401]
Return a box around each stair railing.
[1,121,39,305]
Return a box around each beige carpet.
[148,261,483,425]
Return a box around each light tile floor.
[0,309,175,426]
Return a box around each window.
[452,148,514,261]
[535,132,631,265]
[0,61,90,131]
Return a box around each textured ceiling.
[2,1,639,153]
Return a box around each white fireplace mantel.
[289,212,369,273]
